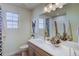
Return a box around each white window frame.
[6,12,19,29]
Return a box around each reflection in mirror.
[45,18,50,37]
[39,13,73,43]
[32,20,36,38]
[33,17,45,39]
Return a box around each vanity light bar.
[44,3,67,13]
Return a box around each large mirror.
[33,4,79,44]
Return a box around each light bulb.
[49,3,53,9]
[44,7,48,12]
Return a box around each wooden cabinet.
[13,49,28,56]
[28,42,52,56]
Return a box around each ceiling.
[9,3,42,10]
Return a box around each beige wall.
[0,3,32,55]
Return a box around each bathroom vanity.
[28,39,75,56]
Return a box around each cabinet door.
[34,47,50,56]
[28,46,35,56]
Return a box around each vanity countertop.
[28,39,79,56]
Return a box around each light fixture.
[44,3,66,13]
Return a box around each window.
[6,12,19,29]
[38,18,44,29]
